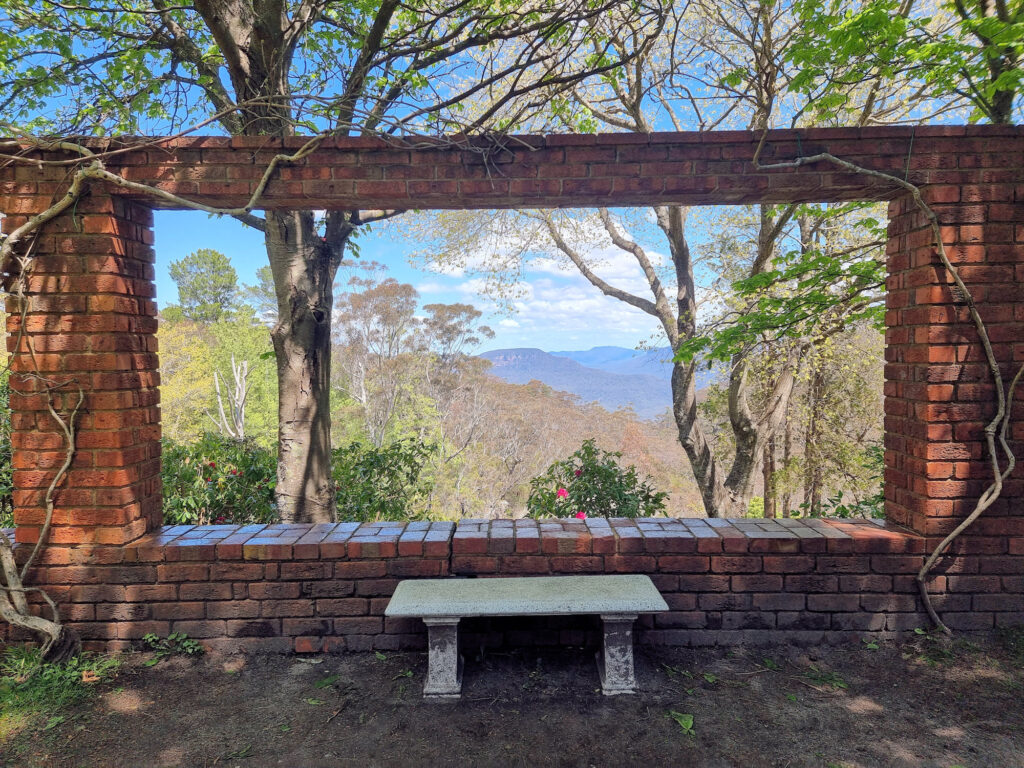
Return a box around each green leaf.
[315,675,340,689]
[667,710,695,736]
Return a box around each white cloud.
[416,281,448,294]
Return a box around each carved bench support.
[598,613,638,695]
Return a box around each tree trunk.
[781,404,793,517]
[670,363,750,517]
[803,369,824,516]
[266,210,339,523]
[763,436,776,518]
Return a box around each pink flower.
[556,487,569,499]
[574,511,586,519]
[574,469,582,477]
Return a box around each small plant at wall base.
[161,434,277,525]
[527,439,667,519]
[142,632,205,666]
[333,439,436,523]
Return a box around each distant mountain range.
[477,346,719,420]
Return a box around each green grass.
[0,646,120,740]
[996,625,1024,668]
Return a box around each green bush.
[161,434,277,525]
[527,439,667,519]
[332,439,435,523]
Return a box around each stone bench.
[385,574,669,699]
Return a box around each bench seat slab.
[386,575,669,617]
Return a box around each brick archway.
[1,126,1022,650]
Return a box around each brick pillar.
[884,184,1024,539]
[3,194,161,546]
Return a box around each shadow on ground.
[2,633,1022,768]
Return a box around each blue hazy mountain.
[551,345,676,381]
[478,348,672,420]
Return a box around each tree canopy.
[168,248,239,324]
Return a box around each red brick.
[710,556,761,573]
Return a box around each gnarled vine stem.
[753,130,1022,633]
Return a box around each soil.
[2,633,1022,768]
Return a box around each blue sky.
[153,209,670,354]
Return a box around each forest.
[3,220,882,531]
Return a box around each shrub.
[161,433,277,525]
[332,439,436,522]
[527,439,667,519]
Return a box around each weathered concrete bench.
[385,574,669,699]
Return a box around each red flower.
[574,511,586,519]
[208,462,216,468]
[556,487,568,499]
[574,469,582,477]
[230,469,240,476]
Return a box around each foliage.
[814,444,885,519]
[158,310,277,446]
[746,496,765,518]
[161,434,276,526]
[142,632,205,666]
[167,249,239,324]
[332,439,436,523]
[207,308,278,445]
[0,368,12,529]
[678,204,887,364]
[0,646,119,738]
[667,710,696,737]
[788,0,1024,124]
[527,439,667,519]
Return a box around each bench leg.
[422,617,462,699]
[598,613,638,695]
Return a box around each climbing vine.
[752,130,1023,633]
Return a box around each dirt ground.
[2,632,1023,768]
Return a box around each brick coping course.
[117,517,922,562]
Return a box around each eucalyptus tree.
[0,0,665,521]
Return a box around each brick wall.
[2,196,161,546]
[885,182,1024,539]
[1,125,1022,651]
[3,518,1022,652]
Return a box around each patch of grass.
[805,665,848,691]
[996,625,1024,667]
[0,646,119,740]
[907,627,980,667]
